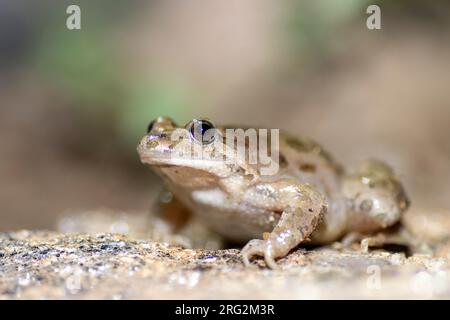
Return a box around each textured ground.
[1,227,449,299]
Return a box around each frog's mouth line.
[138,154,178,165]
[140,154,226,167]
[150,164,175,169]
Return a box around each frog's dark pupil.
[190,119,215,144]
[199,122,211,135]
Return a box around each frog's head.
[342,159,410,232]
[137,117,255,188]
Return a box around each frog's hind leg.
[242,183,327,269]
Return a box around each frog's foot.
[341,232,387,253]
[241,239,278,269]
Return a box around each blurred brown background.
[1,0,450,231]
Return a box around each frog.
[137,116,410,269]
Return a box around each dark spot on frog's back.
[278,153,288,168]
[286,136,330,157]
[299,163,316,173]
[285,135,341,173]
[285,137,313,153]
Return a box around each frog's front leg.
[242,182,327,269]
[242,206,317,269]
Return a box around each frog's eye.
[187,119,216,145]
[147,117,177,133]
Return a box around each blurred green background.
[1,0,450,231]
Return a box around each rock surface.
[1,230,450,299]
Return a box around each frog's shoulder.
[279,132,344,174]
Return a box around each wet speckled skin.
[138,117,409,268]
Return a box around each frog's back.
[276,132,343,199]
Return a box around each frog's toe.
[241,239,279,269]
[360,238,370,253]
[263,243,279,270]
[241,239,265,267]
[360,234,387,253]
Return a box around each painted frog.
[137,117,410,268]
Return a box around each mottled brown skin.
[138,117,410,268]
